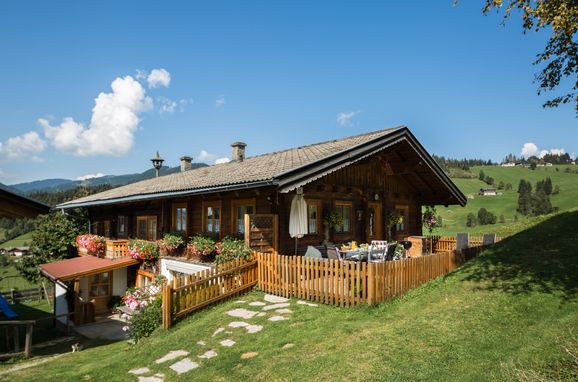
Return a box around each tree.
[466,213,477,227]
[483,1,578,112]
[478,208,497,225]
[498,180,505,190]
[485,175,495,185]
[517,179,533,215]
[499,214,506,223]
[479,169,486,181]
[16,213,83,283]
[505,182,513,191]
[553,184,561,194]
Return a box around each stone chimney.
[231,142,247,162]
[180,156,192,172]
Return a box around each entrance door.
[366,202,383,243]
[88,271,112,314]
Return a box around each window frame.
[230,198,256,236]
[395,204,410,234]
[103,220,111,238]
[88,271,111,298]
[172,202,188,235]
[202,201,222,238]
[305,199,321,235]
[136,215,158,241]
[334,201,353,234]
[117,215,128,239]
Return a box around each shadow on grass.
[459,210,578,302]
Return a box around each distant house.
[479,188,497,196]
[501,162,516,167]
[4,247,30,257]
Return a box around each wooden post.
[13,326,19,353]
[24,323,33,357]
[244,214,251,249]
[367,263,375,305]
[162,283,172,330]
[10,289,15,304]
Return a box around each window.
[231,199,255,235]
[306,200,321,235]
[117,215,127,238]
[89,272,110,297]
[103,220,111,238]
[335,201,352,233]
[172,203,187,234]
[395,205,409,234]
[202,201,221,237]
[137,216,157,241]
[91,222,100,235]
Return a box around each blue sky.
[0,1,576,184]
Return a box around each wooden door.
[88,272,112,314]
[366,202,383,242]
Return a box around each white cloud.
[198,150,217,162]
[158,97,193,114]
[215,96,226,108]
[336,111,360,127]
[135,69,147,80]
[521,142,539,158]
[215,157,231,164]
[521,143,568,159]
[40,75,153,156]
[147,68,171,88]
[76,172,105,181]
[0,131,46,159]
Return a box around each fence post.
[367,263,375,305]
[162,283,173,330]
[24,323,33,357]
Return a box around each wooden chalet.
[58,126,465,253]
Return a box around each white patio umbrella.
[289,189,308,255]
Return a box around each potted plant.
[76,234,107,257]
[187,235,217,262]
[322,211,344,244]
[158,233,185,257]
[128,239,160,272]
[386,211,402,240]
[215,236,251,264]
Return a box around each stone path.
[127,293,318,380]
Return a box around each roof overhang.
[57,180,277,209]
[40,256,139,281]
[275,127,467,206]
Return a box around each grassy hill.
[437,164,578,235]
[4,210,577,381]
[0,232,33,248]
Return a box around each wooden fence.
[162,257,258,329]
[256,251,461,306]
[0,287,53,304]
[429,235,502,254]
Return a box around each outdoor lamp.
[151,151,164,177]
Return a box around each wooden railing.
[105,240,129,258]
[0,287,54,304]
[162,257,258,329]
[428,235,502,254]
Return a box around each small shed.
[479,188,497,196]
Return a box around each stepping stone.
[154,374,164,378]
[198,350,218,359]
[169,358,199,374]
[129,367,150,375]
[155,350,189,364]
[229,321,249,328]
[282,343,295,349]
[234,300,246,304]
[226,308,259,319]
[262,303,290,311]
[225,331,233,334]
[212,327,225,337]
[249,301,266,306]
[245,325,263,334]
[264,294,289,303]
[139,376,163,382]
[268,315,288,321]
[297,300,318,307]
[275,308,293,314]
[197,340,206,346]
[256,312,266,317]
[240,352,258,359]
[220,339,236,347]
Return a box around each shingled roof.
[58,126,467,208]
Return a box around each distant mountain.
[10,163,208,194]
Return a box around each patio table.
[342,249,383,262]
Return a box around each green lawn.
[436,165,578,235]
[4,210,577,381]
[0,263,39,291]
[0,232,33,248]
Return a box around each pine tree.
[478,170,485,181]
[517,179,532,216]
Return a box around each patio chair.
[369,241,387,262]
[304,245,323,259]
[456,233,469,252]
[385,244,398,261]
[326,246,342,261]
[482,233,496,246]
[371,240,388,250]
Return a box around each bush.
[466,213,477,227]
[125,298,162,343]
[215,236,251,264]
[477,208,497,225]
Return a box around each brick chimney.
[231,142,247,162]
[180,156,192,172]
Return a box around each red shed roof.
[40,256,138,281]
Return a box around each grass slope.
[5,211,578,381]
[437,165,578,235]
[0,232,33,248]
[0,263,38,291]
